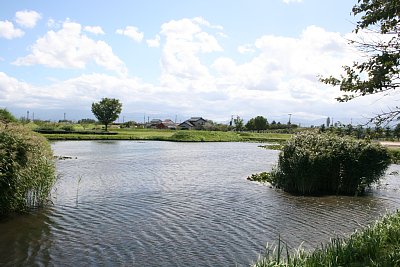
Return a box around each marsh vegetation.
[0,122,56,216]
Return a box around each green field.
[40,128,292,142]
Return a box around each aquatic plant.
[253,211,400,266]
[269,132,390,195]
[0,122,56,215]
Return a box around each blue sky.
[0,0,394,124]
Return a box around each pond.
[1,141,400,266]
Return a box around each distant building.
[179,117,207,130]
[147,119,177,129]
[146,119,162,128]
[158,119,177,130]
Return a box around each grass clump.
[268,132,390,196]
[0,122,56,216]
[170,130,242,142]
[254,211,400,266]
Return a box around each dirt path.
[380,141,400,148]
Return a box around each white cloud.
[0,20,24,39]
[282,0,303,3]
[146,34,160,48]
[2,18,395,123]
[238,44,255,54]
[15,10,41,28]
[159,17,223,92]
[84,26,105,35]
[116,26,143,42]
[13,21,127,75]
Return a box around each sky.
[0,0,397,125]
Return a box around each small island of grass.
[250,132,391,196]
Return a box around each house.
[156,119,177,130]
[146,119,162,128]
[179,117,207,130]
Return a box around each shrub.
[0,108,17,123]
[269,132,390,195]
[0,122,56,216]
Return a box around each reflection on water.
[1,141,400,266]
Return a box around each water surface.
[1,141,400,266]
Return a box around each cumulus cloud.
[146,34,160,48]
[84,26,105,35]
[0,20,24,39]
[2,17,395,123]
[15,10,42,28]
[116,26,144,42]
[159,17,223,93]
[13,21,127,75]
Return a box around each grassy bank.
[254,211,400,266]
[40,128,292,142]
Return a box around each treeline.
[319,123,400,140]
[244,116,297,132]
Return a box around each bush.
[0,108,17,123]
[269,132,390,195]
[0,123,56,216]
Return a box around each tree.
[321,0,400,125]
[233,116,244,132]
[91,98,122,131]
[245,118,255,131]
[394,123,400,140]
[254,116,268,132]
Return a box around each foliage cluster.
[268,132,390,195]
[246,116,298,132]
[0,109,17,123]
[321,0,400,125]
[254,211,400,266]
[91,98,122,131]
[319,123,400,141]
[0,123,56,216]
[169,130,242,142]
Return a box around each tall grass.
[170,130,242,142]
[268,132,390,195]
[0,122,56,215]
[253,211,400,266]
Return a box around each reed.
[268,132,390,195]
[0,122,56,215]
[253,211,400,266]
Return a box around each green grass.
[1,123,56,216]
[40,128,293,142]
[253,211,400,266]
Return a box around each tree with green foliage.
[233,116,244,132]
[91,98,122,131]
[245,118,255,131]
[321,0,400,125]
[254,116,268,132]
[395,123,400,140]
[0,108,17,123]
